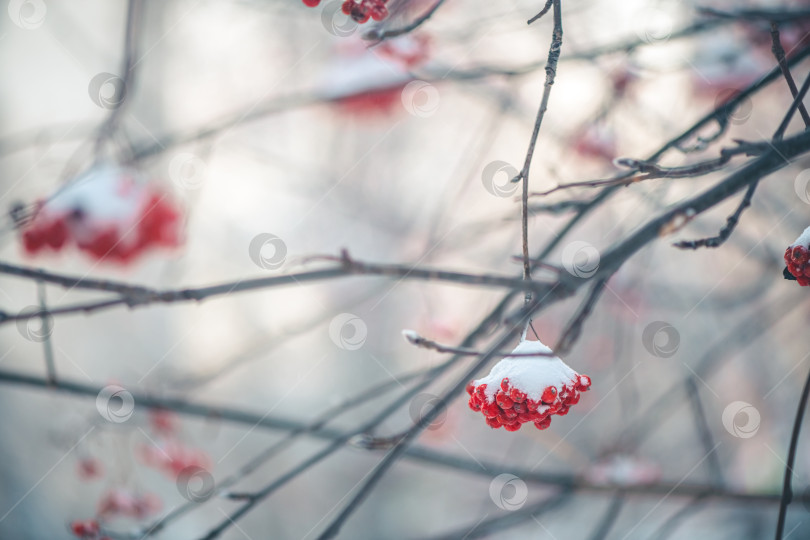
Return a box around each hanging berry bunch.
[784,226,810,286]
[21,164,182,264]
[327,34,431,117]
[302,0,389,24]
[466,339,591,431]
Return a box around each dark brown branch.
[774,365,810,540]
[672,180,759,250]
[425,492,572,540]
[774,70,810,141]
[532,143,765,197]
[94,0,144,154]
[364,0,447,41]
[527,0,553,25]
[0,258,558,324]
[402,330,556,357]
[770,22,810,127]
[0,368,805,519]
[587,495,625,540]
[554,278,609,356]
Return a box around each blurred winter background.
[1,0,810,538]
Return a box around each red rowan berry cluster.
[785,245,810,285]
[97,489,161,520]
[138,439,211,478]
[70,519,105,539]
[466,340,591,431]
[302,0,389,23]
[784,227,810,286]
[77,457,104,481]
[21,165,181,264]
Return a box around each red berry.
[541,386,557,403]
[302,0,320,6]
[482,403,500,418]
[535,416,552,430]
[466,381,475,395]
[785,243,810,286]
[509,388,525,403]
[500,378,510,392]
[503,422,522,432]
[71,519,100,538]
[485,417,502,429]
[495,392,513,409]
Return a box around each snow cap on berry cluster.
[467,339,591,432]
[22,164,181,263]
[784,226,810,286]
[474,340,579,403]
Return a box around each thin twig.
[774,365,810,540]
[554,278,609,356]
[685,378,724,487]
[37,280,56,385]
[774,70,810,141]
[527,0,553,25]
[672,180,759,250]
[402,330,556,357]
[587,494,625,540]
[364,0,447,41]
[770,22,810,127]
